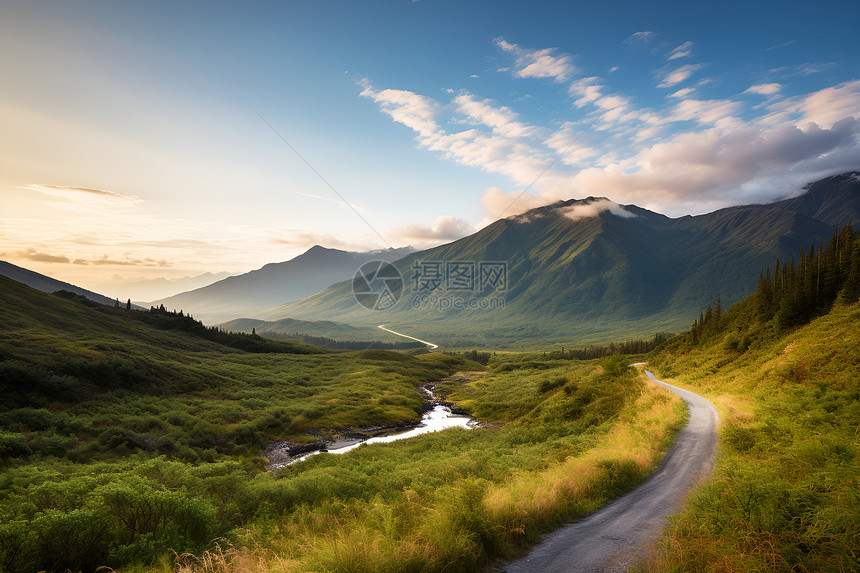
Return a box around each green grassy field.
[637,303,860,572]
[0,276,685,572]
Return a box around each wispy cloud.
[671,98,743,127]
[388,215,475,248]
[559,198,636,221]
[667,41,694,60]
[360,37,860,219]
[13,247,169,267]
[658,64,704,88]
[768,62,836,78]
[19,184,143,207]
[745,83,782,96]
[767,40,797,51]
[494,37,577,82]
[453,92,534,138]
[358,80,440,138]
[668,87,696,99]
[15,248,72,264]
[625,31,656,45]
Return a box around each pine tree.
[838,234,860,303]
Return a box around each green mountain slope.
[219,316,408,344]
[265,174,859,347]
[0,275,470,459]
[0,259,145,309]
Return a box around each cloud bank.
[359,34,860,219]
[559,199,637,221]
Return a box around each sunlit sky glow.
[2,0,859,298]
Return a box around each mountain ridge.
[264,172,860,347]
[0,260,146,310]
[149,245,414,323]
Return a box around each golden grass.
[157,374,684,573]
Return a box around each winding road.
[377,324,439,349]
[503,370,719,573]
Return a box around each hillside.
[0,274,469,457]
[266,173,859,347]
[0,274,484,571]
[640,225,860,572]
[149,245,413,323]
[0,260,145,309]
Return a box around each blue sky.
[2,0,859,296]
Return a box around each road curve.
[502,370,718,573]
[377,324,439,349]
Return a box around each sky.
[2,0,860,298]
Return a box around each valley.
[1,176,858,573]
[4,4,860,572]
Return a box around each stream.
[266,384,476,470]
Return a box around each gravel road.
[502,370,718,573]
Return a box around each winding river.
[268,386,476,469]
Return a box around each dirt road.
[502,370,718,573]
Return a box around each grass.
[0,276,686,572]
[130,358,684,573]
[636,302,860,572]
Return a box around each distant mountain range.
[0,260,146,310]
[117,271,234,302]
[264,172,860,347]
[218,317,404,343]
[8,173,858,348]
[149,246,414,323]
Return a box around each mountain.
[111,271,234,302]
[219,317,404,342]
[148,245,414,323]
[265,173,860,347]
[0,260,145,309]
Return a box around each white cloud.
[745,83,782,96]
[668,87,696,99]
[559,198,636,221]
[453,93,534,138]
[569,76,603,106]
[658,64,704,88]
[625,31,656,45]
[569,118,860,211]
[667,41,694,60]
[494,37,577,82]
[361,72,860,221]
[769,62,834,77]
[480,186,566,219]
[359,82,441,139]
[20,184,143,208]
[793,79,860,128]
[671,98,743,126]
[388,215,475,247]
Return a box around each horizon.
[2,0,860,295]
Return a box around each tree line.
[677,224,860,351]
[548,332,674,360]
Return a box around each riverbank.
[264,378,478,470]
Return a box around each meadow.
[636,228,860,572]
[0,277,685,572]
